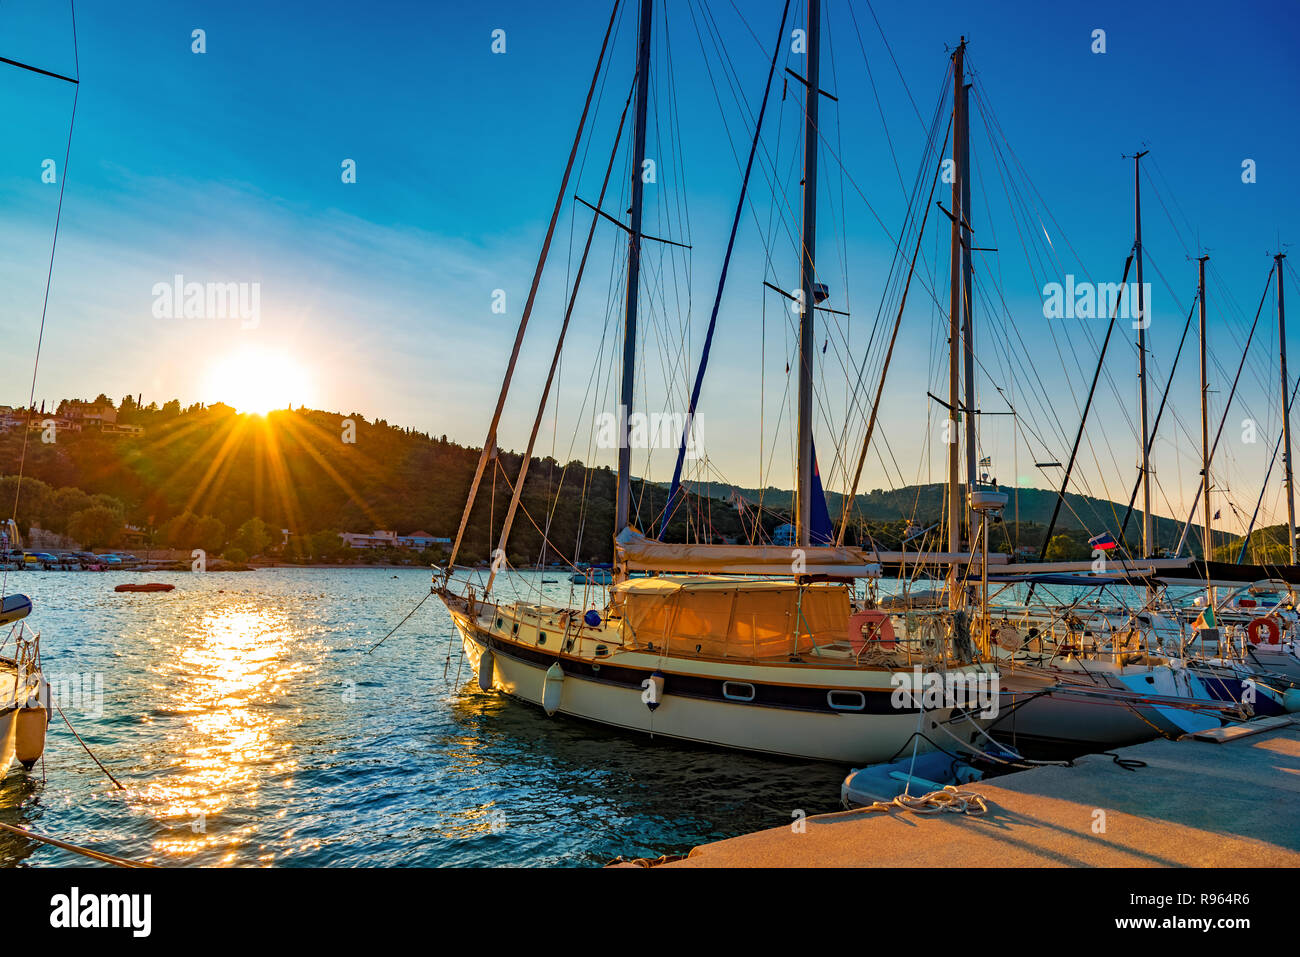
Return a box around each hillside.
[727,482,1212,555]
[0,397,1244,563]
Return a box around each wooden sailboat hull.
[448,604,993,765]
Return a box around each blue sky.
[2,0,1299,533]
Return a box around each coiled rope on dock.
[857,784,990,816]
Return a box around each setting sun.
[204,348,311,415]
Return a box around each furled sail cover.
[615,528,881,577]
[613,576,852,659]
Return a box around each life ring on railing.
[1248,616,1280,645]
[848,609,896,653]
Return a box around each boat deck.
[629,717,1300,867]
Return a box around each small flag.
[1193,605,1217,630]
[1088,532,1118,551]
[979,456,992,468]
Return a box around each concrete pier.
[650,719,1300,867]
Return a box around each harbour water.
[0,568,846,867]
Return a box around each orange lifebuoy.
[1247,616,1280,645]
[848,609,896,653]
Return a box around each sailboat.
[436,1,1001,765]
[0,518,49,779]
[0,590,47,775]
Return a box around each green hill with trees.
[0,395,1257,565]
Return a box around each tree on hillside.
[46,486,94,534]
[0,476,52,536]
[69,505,123,548]
[235,517,272,556]
[195,515,226,552]
[161,511,202,549]
[309,529,343,561]
[1044,533,1088,562]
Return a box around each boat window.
[496,618,503,629]
[538,632,547,644]
[827,690,866,711]
[512,623,519,635]
[722,681,755,702]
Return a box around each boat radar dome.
[969,488,1009,514]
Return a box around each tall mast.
[614,0,653,541]
[1278,252,1296,563]
[1198,255,1211,564]
[947,39,966,603]
[1133,149,1152,557]
[960,78,976,501]
[795,0,821,547]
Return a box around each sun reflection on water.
[132,603,312,861]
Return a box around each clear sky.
[2,0,1298,535]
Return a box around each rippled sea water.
[0,568,847,867]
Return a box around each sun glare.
[205,348,311,415]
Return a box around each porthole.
[722,682,755,702]
[827,690,866,712]
[539,632,547,645]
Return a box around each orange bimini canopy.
[613,576,852,660]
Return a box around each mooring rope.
[366,588,433,655]
[57,702,124,791]
[858,784,990,816]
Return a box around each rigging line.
[830,74,951,491]
[0,55,77,85]
[1027,253,1134,599]
[5,16,79,603]
[857,0,926,129]
[56,700,123,790]
[966,96,1076,453]
[970,79,1142,456]
[446,0,621,573]
[1146,154,1198,251]
[658,0,789,537]
[806,76,953,499]
[1142,161,1193,260]
[1239,372,1300,562]
[486,77,635,595]
[837,126,948,543]
[1117,290,1200,548]
[1174,263,1277,555]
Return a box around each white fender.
[542,662,565,716]
[641,672,665,711]
[15,675,48,769]
[478,648,495,691]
